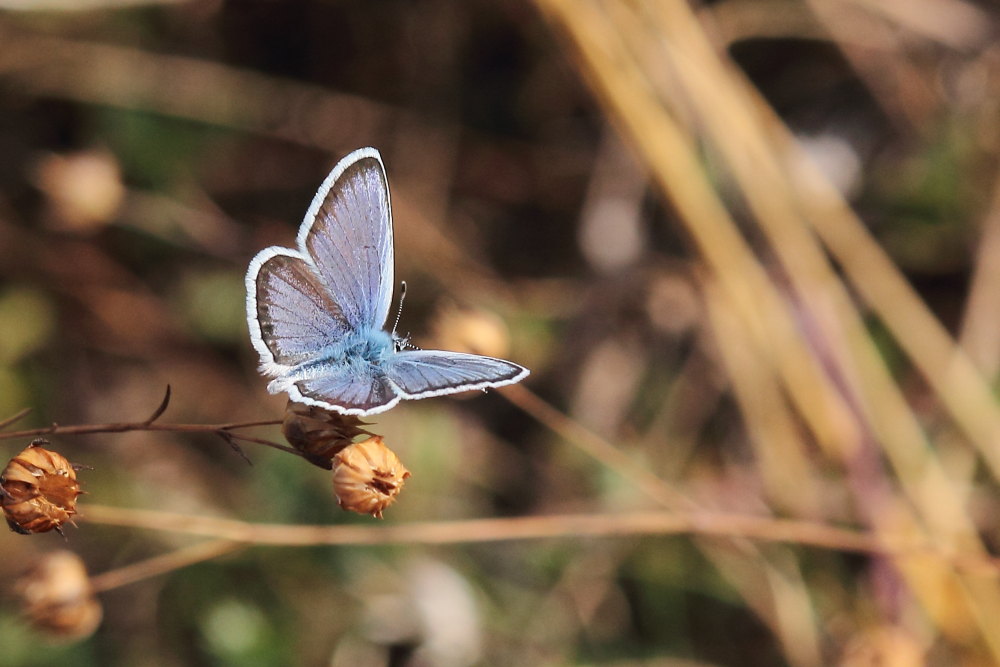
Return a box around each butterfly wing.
[246,148,398,414]
[270,361,402,416]
[247,147,530,416]
[297,147,394,332]
[382,350,529,399]
[246,248,351,376]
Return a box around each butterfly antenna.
[391,281,407,337]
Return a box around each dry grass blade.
[533,0,1000,660]
[959,171,1000,376]
[701,277,822,518]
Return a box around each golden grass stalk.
[701,277,823,518]
[533,0,1000,660]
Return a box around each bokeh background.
[2,0,1000,665]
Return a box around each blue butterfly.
[246,147,530,415]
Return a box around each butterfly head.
[392,332,416,353]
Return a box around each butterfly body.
[307,328,396,370]
[269,327,393,388]
[246,148,529,416]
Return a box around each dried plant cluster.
[281,401,373,464]
[1,439,83,535]
[331,436,411,519]
[282,401,411,517]
[14,551,102,641]
[0,393,411,641]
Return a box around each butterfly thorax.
[313,328,394,369]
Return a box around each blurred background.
[1,0,1000,665]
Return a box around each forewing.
[383,350,529,399]
[272,363,402,416]
[298,147,394,332]
[246,248,350,373]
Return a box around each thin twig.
[142,386,172,426]
[89,539,246,593]
[0,388,291,457]
[498,384,692,510]
[0,421,295,456]
[76,504,1000,577]
[215,431,252,466]
[0,408,32,431]
[0,419,286,440]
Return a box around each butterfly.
[245,147,530,416]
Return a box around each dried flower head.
[2,439,83,535]
[283,401,372,466]
[15,550,102,640]
[332,436,411,518]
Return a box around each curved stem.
[89,539,246,593]
[78,503,1000,576]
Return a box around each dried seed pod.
[332,436,410,518]
[1,439,83,535]
[283,401,373,465]
[15,550,102,640]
